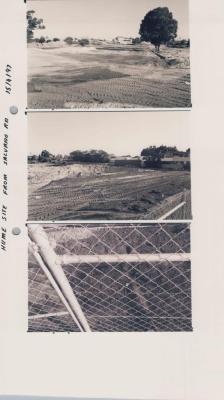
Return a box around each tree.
[70,150,109,163]
[141,145,179,158]
[64,36,73,45]
[141,146,189,168]
[141,146,162,167]
[132,37,142,45]
[139,7,177,52]
[89,150,109,163]
[38,150,54,162]
[69,150,85,162]
[53,37,60,42]
[141,146,178,168]
[27,10,45,43]
[78,38,90,46]
[39,36,46,45]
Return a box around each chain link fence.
[28,223,192,332]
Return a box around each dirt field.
[28,163,191,220]
[28,162,110,194]
[28,43,191,109]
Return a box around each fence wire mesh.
[28,223,192,332]
[28,249,80,332]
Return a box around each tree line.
[28,146,190,165]
[27,7,189,51]
[33,36,90,46]
[29,149,110,163]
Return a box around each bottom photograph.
[28,223,192,333]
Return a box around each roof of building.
[161,156,190,162]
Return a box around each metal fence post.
[28,224,91,332]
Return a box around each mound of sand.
[28,163,108,194]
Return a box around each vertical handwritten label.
[5,65,12,94]
[1,227,7,251]
[1,117,9,251]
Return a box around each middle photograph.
[28,112,191,221]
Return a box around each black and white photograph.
[28,112,191,221]
[28,222,192,332]
[27,0,191,110]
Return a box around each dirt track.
[28,44,191,109]
[28,166,191,220]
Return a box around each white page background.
[0,0,224,399]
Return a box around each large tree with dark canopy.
[139,7,177,52]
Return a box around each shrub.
[39,36,46,44]
[78,38,90,46]
[132,37,142,45]
[64,36,73,45]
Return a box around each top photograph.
[27,0,191,110]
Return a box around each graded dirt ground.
[28,163,191,220]
[28,44,191,109]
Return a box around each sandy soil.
[28,44,191,109]
[28,163,191,220]
[28,162,110,194]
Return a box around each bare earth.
[28,163,191,220]
[28,44,191,109]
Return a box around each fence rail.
[144,190,191,220]
[29,226,91,332]
[28,223,192,332]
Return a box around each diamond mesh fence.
[28,250,80,332]
[28,223,192,332]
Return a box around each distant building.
[89,38,107,46]
[161,156,190,162]
[109,156,141,167]
[114,36,133,45]
[161,155,190,170]
[28,155,38,164]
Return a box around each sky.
[28,112,190,156]
[28,0,189,40]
